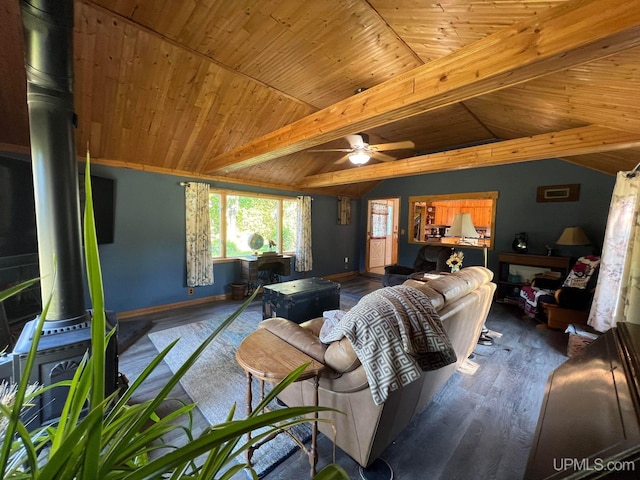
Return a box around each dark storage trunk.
[262,278,340,324]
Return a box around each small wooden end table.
[235,328,325,478]
[408,271,448,282]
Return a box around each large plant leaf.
[0,148,349,480]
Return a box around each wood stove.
[7,0,119,428]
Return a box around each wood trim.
[117,294,228,319]
[321,271,359,281]
[204,0,640,173]
[409,192,499,203]
[299,125,640,188]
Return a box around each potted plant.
[0,154,348,480]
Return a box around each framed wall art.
[536,184,580,203]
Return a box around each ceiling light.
[349,151,370,165]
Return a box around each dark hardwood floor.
[118,274,569,480]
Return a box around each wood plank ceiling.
[1,0,639,197]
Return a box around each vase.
[451,266,460,273]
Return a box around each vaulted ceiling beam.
[204,0,640,174]
[298,125,640,188]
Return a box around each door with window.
[367,198,399,274]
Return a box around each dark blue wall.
[362,159,615,272]
[88,164,360,313]
[0,152,616,315]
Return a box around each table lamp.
[448,213,479,245]
[556,226,591,246]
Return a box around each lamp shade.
[556,226,591,245]
[348,150,370,165]
[448,213,479,238]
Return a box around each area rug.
[147,310,311,478]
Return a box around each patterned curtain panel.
[296,195,313,272]
[588,171,640,332]
[185,182,213,287]
[371,201,388,238]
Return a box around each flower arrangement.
[447,250,465,272]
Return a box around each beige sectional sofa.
[259,266,496,468]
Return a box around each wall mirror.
[409,191,499,249]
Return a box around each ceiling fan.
[309,133,415,165]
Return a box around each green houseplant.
[0,153,348,480]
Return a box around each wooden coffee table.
[235,328,325,477]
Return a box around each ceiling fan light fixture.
[349,151,370,165]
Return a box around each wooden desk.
[241,255,292,291]
[235,328,325,478]
[497,252,571,303]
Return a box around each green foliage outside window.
[282,199,297,253]
[209,192,297,258]
[209,193,221,257]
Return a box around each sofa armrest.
[325,338,361,374]
[384,264,415,275]
[259,318,327,364]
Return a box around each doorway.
[366,198,399,274]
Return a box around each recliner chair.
[519,255,600,329]
[382,245,451,286]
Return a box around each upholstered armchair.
[519,255,600,329]
[382,245,450,286]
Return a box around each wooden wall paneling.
[204,0,640,173]
[561,149,640,175]
[466,46,640,139]
[371,0,568,62]
[74,2,98,151]
[368,104,496,152]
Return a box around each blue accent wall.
[362,159,615,272]
[88,164,360,313]
[0,152,616,316]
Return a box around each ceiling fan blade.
[334,153,351,164]
[372,151,397,162]
[370,140,415,151]
[307,148,352,152]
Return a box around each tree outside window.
[209,191,297,258]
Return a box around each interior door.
[367,198,399,273]
[369,238,386,269]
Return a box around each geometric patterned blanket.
[321,285,457,405]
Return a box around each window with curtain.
[209,190,298,258]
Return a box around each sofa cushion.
[400,280,445,310]
[421,267,493,304]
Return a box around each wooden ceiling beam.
[204,0,640,174]
[297,125,640,188]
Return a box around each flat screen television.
[0,156,38,257]
[0,156,116,258]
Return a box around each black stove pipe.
[20,0,87,322]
